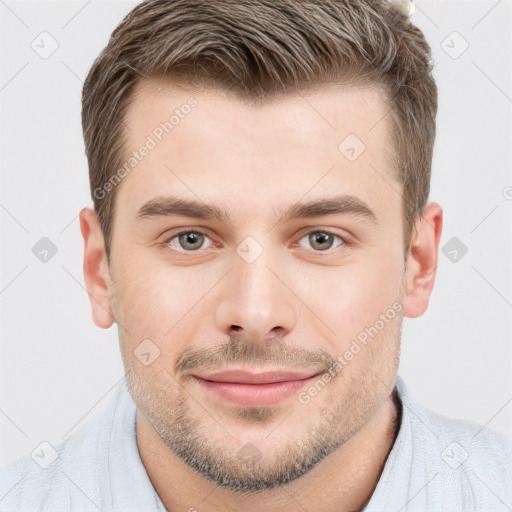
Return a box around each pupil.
[311,232,333,250]
[180,232,202,250]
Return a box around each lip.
[193,369,320,384]
[192,369,320,406]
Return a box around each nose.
[214,248,298,345]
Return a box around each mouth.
[192,368,321,406]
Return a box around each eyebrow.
[135,194,379,227]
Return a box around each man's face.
[107,78,407,491]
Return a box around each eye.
[161,228,349,254]
[163,230,213,252]
[296,230,346,252]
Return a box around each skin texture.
[79,78,443,512]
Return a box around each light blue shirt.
[1,374,511,511]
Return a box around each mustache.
[175,338,335,375]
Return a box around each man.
[1,0,511,511]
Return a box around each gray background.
[1,0,511,466]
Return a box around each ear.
[402,202,443,318]
[79,207,115,329]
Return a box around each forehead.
[125,76,393,144]
[117,77,399,226]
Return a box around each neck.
[137,389,401,512]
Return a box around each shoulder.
[420,405,512,478]
[397,377,512,510]
[0,397,114,512]
[416,395,512,464]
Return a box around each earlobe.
[79,207,115,329]
[402,202,443,318]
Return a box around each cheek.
[112,260,209,344]
[110,263,167,331]
[299,253,403,343]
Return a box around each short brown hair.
[82,0,437,264]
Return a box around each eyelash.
[161,228,350,254]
